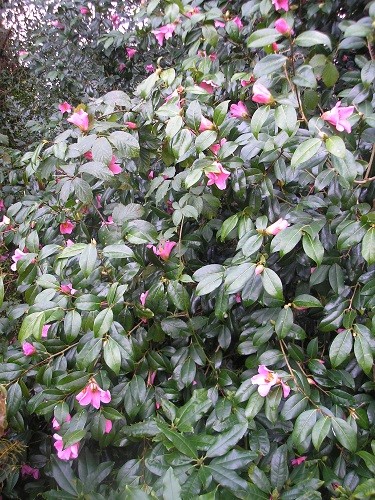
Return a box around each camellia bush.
[0,0,375,498]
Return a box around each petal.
[100,389,112,404]
[251,374,266,385]
[258,384,271,397]
[258,365,271,376]
[91,390,102,409]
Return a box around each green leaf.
[322,62,339,87]
[247,29,281,48]
[270,226,302,256]
[205,463,249,493]
[357,451,375,474]
[167,281,190,311]
[292,410,318,451]
[295,30,332,50]
[224,263,256,294]
[253,54,288,78]
[337,221,367,250]
[57,243,87,260]
[312,417,331,451]
[354,333,373,375]
[19,311,45,341]
[293,294,322,308]
[245,391,265,419]
[326,136,346,158]
[261,268,283,300]
[270,444,289,491]
[275,307,293,339]
[206,422,248,458]
[291,138,322,168]
[109,131,140,158]
[332,417,357,452]
[79,243,98,277]
[73,178,93,203]
[302,234,324,266]
[275,105,297,135]
[195,130,217,153]
[362,228,375,265]
[103,337,121,375]
[251,106,270,139]
[280,393,308,421]
[185,101,202,130]
[213,100,230,126]
[50,456,78,495]
[157,421,198,459]
[92,137,112,163]
[93,308,113,338]
[162,467,181,500]
[171,129,193,161]
[102,244,134,259]
[176,389,212,432]
[329,330,353,367]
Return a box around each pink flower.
[59,220,75,235]
[108,156,122,174]
[199,79,219,94]
[165,89,180,104]
[80,7,89,14]
[67,110,89,132]
[52,414,71,430]
[272,42,279,53]
[18,50,28,56]
[291,456,307,466]
[235,293,242,303]
[265,217,290,235]
[281,380,291,398]
[185,6,200,17]
[11,248,27,271]
[232,16,243,29]
[252,81,274,104]
[126,47,137,58]
[42,324,51,338]
[321,102,355,133]
[66,239,74,247]
[272,0,289,11]
[140,291,149,306]
[255,264,264,275]
[84,150,93,160]
[60,283,77,295]
[209,53,217,61]
[51,20,64,29]
[211,138,227,156]
[53,434,79,460]
[147,370,156,386]
[274,18,293,35]
[76,379,111,409]
[199,116,215,132]
[0,199,4,211]
[124,121,138,129]
[148,241,177,261]
[104,419,112,434]
[58,102,72,114]
[230,101,249,119]
[101,216,114,226]
[118,63,126,72]
[21,465,40,480]
[95,194,102,208]
[251,365,279,396]
[206,162,231,190]
[214,20,225,28]
[22,342,36,356]
[111,14,120,28]
[152,24,176,46]
[241,76,254,87]
[148,170,154,180]
[145,64,155,72]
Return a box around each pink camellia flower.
[148,170,154,180]
[101,216,114,226]
[255,264,264,275]
[230,101,249,119]
[241,76,255,87]
[206,162,231,190]
[275,18,294,35]
[145,64,155,73]
[185,6,200,17]
[251,365,279,396]
[60,283,77,295]
[51,20,64,29]
[22,342,36,356]
[140,290,149,306]
[18,50,28,56]
[291,456,307,466]
[76,379,111,409]
[104,419,112,434]
[42,324,51,338]
[214,20,225,28]
[21,465,40,480]
[232,16,243,29]
[124,121,138,129]
[108,156,122,175]
[111,14,120,28]
[252,81,274,104]
[148,241,177,261]
[209,53,217,61]
[11,248,27,271]
[53,434,79,460]
[58,101,72,114]
[272,42,279,53]
[52,414,71,431]
[199,80,219,94]
[211,138,227,156]
[59,220,75,235]
[147,370,157,386]
[199,116,215,132]
[118,62,126,72]
[235,293,242,303]
[126,47,137,58]
[265,217,290,235]
[0,199,4,211]
[281,379,291,397]
[84,150,93,160]
[321,101,355,133]
[152,24,176,46]
[80,7,89,14]
[272,0,289,11]
[67,109,89,132]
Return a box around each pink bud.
[22,342,36,356]
[274,18,293,35]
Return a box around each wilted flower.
[11,248,27,271]
[124,121,138,129]
[51,20,64,29]
[76,379,111,409]
[199,116,215,132]
[152,24,176,46]
[22,342,36,356]
[211,138,227,156]
[80,6,89,14]
[272,0,289,11]
[230,101,249,119]
[148,241,177,260]
[145,64,155,72]
[52,414,71,430]
[291,456,307,466]
[108,156,122,174]
[252,81,274,104]
[147,370,156,386]
[199,80,219,94]
[104,419,112,434]
[118,62,126,72]
[274,18,293,35]
[206,162,231,190]
[126,47,137,58]
[0,199,4,211]
[214,20,225,28]
[83,150,93,160]
[58,102,72,114]
[59,220,75,235]
[67,110,89,132]
[140,291,149,306]
[185,6,200,17]
[53,434,79,460]
[241,76,254,87]
[111,13,120,28]
[264,217,290,235]
[60,283,77,295]
[21,465,40,480]
[321,102,354,133]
